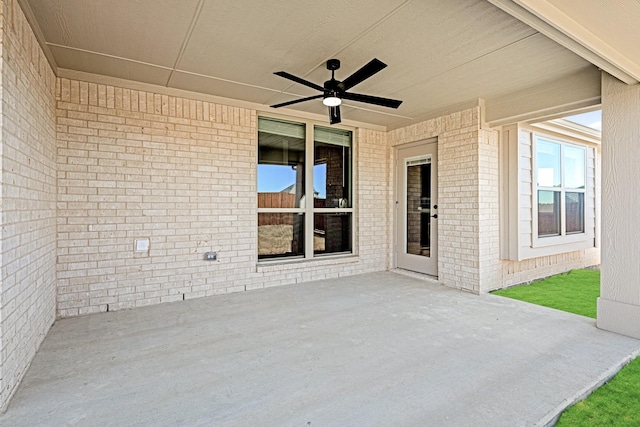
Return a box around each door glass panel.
[406,159,431,257]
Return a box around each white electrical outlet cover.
[135,239,150,252]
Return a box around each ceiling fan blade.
[342,92,403,109]
[340,58,387,91]
[271,94,324,108]
[329,106,341,124]
[274,71,324,92]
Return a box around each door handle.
[431,214,438,219]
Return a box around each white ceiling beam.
[485,67,601,126]
[487,0,640,84]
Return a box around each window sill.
[256,254,359,272]
[532,232,591,249]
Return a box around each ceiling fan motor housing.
[323,81,343,95]
[324,59,344,97]
[271,57,402,124]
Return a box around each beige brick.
[0,0,58,411]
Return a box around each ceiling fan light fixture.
[271,58,402,125]
[322,95,342,107]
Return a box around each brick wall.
[0,0,58,411]
[389,108,487,292]
[501,251,597,287]
[56,80,258,315]
[478,128,501,292]
[56,78,390,316]
[356,128,391,272]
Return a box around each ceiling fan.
[271,58,403,125]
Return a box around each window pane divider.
[304,123,314,260]
[313,208,354,214]
[257,208,304,213]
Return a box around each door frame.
[393,138,438,276]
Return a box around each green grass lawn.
[492,269,640,426]
[492,269,600,318]
[556,357,640,427]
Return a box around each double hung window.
[257,117,353,260]
[535,136,586,238]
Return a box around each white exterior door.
[395,141,438,276]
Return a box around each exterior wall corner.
[0,0,57,412]
[598,71,640,338]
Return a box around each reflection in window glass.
[566,192,585,234]
[536,139,561,187]
[535,136,588,239]
[258,213,304,259]
[314,126,352,209]
[313,213,352,255]
[258,118,305,208]
[538,190,561,236]
[564,145,586,189]
[257,117,353,261]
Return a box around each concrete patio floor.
[2,272,639,426]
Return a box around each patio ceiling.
[19,0,606,128]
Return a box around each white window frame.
[532,134,588,248]
[500,124,598,262]
[257,114,356,263]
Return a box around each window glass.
[565,192,585,234]
[535,136,588,240]
[258,213,304,259]
[313,213,352,255]
[538,190,561,236]
[258,117,353,261]
[314,126,352,209]
[564,145,586,189]
[536,139,561,187]
[258,118,305,208]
